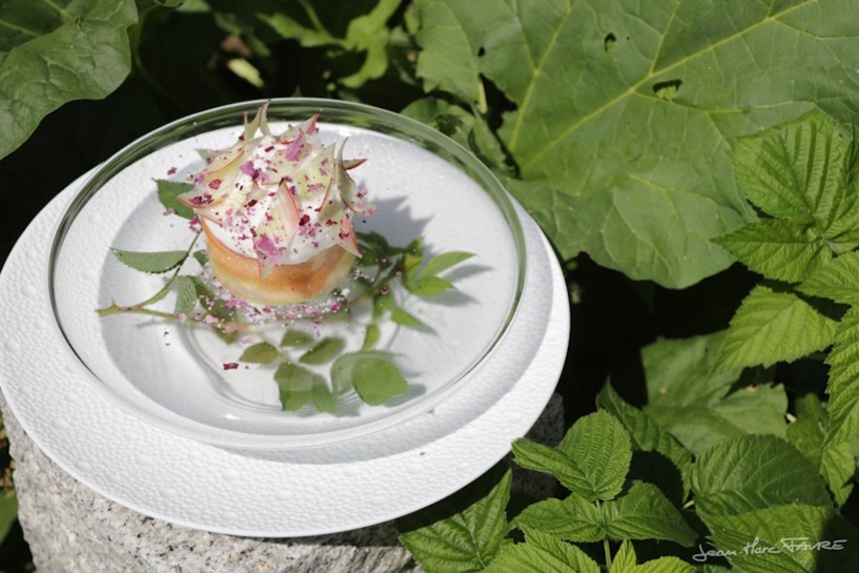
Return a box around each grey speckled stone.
[1,392,563,573]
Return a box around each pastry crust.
[202,220,355,306]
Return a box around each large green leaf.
[720,284,839,369]
[824,306,859,449]
[731,110,859,238]
[399,470,511,573]
[0,0,138,160]
[514,482,696,547]
[609,540,696,573]
[714,110,859,282]
[512,493,603,543]
[642,332,740,407]
[691,435,832,518]
[647,384,789,456]
[513,410,632,502]
[640,333,788,454]
[227,0,401,88]
[787,395,856,506]
[596,383,693,501]
[704,505,859,572]
[800,251,859,304]
[599,481,697,547]
[484,530,601,573]
[415,0,859,287]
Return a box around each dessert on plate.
[178,103,377,306]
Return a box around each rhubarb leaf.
[415,0,859,287]
[0,0,137,160]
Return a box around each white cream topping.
[178,105,377,275]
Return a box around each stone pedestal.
[1,392,562,573]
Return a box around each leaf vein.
[521,0,818,170]
[507,0,575,150]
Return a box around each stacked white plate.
[0,99,569,536]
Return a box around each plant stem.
[37,0,74,21]
[97,232,201,316]
[603,537,612,570]
[0,17,40,36]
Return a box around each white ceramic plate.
[49,100,527,449]
[0,172,569,536]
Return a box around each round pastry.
[178,103,377,306]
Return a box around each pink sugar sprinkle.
[223,362,239,370]
[167,166,178,175]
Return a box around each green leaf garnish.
[331,351,408,405]
[111,248,187,274]
[192,250,208,267]
[421,251,474,277]
[362,324,380,349]
[406,276,454,297]
[274,362,325,411]
[280,329,316,348]
[172,275,197,316]
[239,341,280,364]
[299,337,346,365]
[390,306,423,328]
[311,384,337,414]
[155,179,196,219]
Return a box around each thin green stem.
[298,0,336,41]
[97,231,201,315]
[603,537,612,570]
[0,17,40,36]
[36,0,74,21]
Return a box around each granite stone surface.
[0,392,563,573]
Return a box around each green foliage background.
[1,0,859,570]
